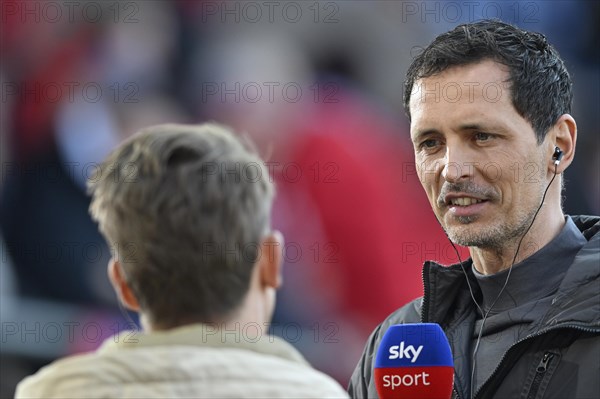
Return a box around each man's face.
[409,60,548,249]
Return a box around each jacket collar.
[540,215,600,328]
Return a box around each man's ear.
[108,259,140,312]
[547,114,577,174]
[257,231,284,290]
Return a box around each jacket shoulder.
[382,297,423,327]
[15,351,100,398]
[16,345,349,398]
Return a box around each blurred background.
[1,0,598,396]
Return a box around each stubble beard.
[444,206,536,251]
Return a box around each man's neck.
[470,210,566,275]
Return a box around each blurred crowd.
[1,1,598,397]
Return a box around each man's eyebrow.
[459,123,483,131]
[457,122,508,133]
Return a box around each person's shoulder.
[15,351,104,398]
[378,297,424,332]
[204,344,349,397]
[16,344,349,399]
[264,354,349,398]
[362,297,424,356]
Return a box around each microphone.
[374,323,454,399]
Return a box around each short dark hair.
[404,19,572,143]
[88,123,274,329]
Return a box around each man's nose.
[441,147,474,182]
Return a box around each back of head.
[404,19,572,142]
[88,123,274,329]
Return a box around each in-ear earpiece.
[552,146,563,166]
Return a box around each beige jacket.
[16,323,349,398]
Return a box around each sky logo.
[388,342,424,363]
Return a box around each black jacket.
[349,215,600,399]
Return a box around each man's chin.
[444,221,489,247]
[438,213,499,246]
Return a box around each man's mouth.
[438,184,496,218]
[448,197,485,206]
[442,194,490,217]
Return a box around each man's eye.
[420,139,440,149]
[474,132,493,141]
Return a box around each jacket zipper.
[420,262,430,323]
[526,352,555,399]
[473,324,599,398]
